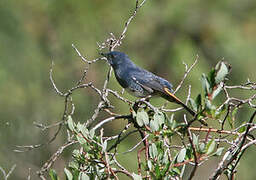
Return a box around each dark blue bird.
[101,51,195,116]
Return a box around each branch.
[209,110,256,179]
[37,140,77,180]
[174,55,199,94]
[110,0,148,50]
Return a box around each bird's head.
[100,51,130,67]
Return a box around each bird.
[100,51,195,116]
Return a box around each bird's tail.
[163,88,196,116]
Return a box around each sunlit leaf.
[215,61,229,84]
[69,161,79,170]
[201,74,211,94]
[149,143,158,158]
[177,148,186,163]
[154,112,165,126]
[132,173,142,180]
[238,126,246,133]
[199,143,205,153]
[67,115,75,132]
[214,147,225,156]
[147,160,152,171]
[89,129,95,138]
[150,119,159,132]
[172,167,181,175]
[162,150,169,164]
[72,149,80,157]
[206,139,216,155]
[64,168,73,180]
[136,110,149,126]
[102,140,107,152]
[76,134,86,145]
[212,84,223,100]
[189,98,197,112]
[79,172,90,180]
[80,124,89,138]
[49,169,59,180]
[205,98,216,111]
[222,151,231,161]
[192,134,199,150]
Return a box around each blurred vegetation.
[0,0,255,179]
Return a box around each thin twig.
[174,55,199,94]
[37,140,77,179]
[123,134,149,154]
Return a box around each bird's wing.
[131,69,196,116]
[131,69,171,94]
[131,69,182,101]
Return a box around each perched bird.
[101,51,195,116]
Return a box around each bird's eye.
[111,54,116,58]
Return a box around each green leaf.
[154,112,165,126]
[161,160,171,177]
[132,173,142,180]
[222,151,231,161]
[49,169,59,180]
[192,134,199,150]
[199,143,205,153]
[79,172,90,180]
[214,147,225,156]
[212,84,223,100]
[150,119,159,132]
[69,161,79,170]
[67,116,75,132]
[195,94,202,110]
[177,148,186,163]
[189,98,197,112]
[149,143,158,158]
[155,164,161,178]
[201,74,211,94]
[76,134,87,144]
[171,119,178,130]
[238,126,246,133]
[215,61,229,84]
[102,140,107,152]
[171,167,181,175]
[166,114,175,128]
[64,168,73,180]
[162,150,169,164]
[80,124,89,138]
[72,149,80,157]
[89,129,95,138]
[208,68,216,87]
[136,110,149,127]
[206,139,216,155]
[205,98,216,111]
[147,160,152,171]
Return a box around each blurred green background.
[0,0,255,179]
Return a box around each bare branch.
[37,140,77,180]
[174,55,199,94]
